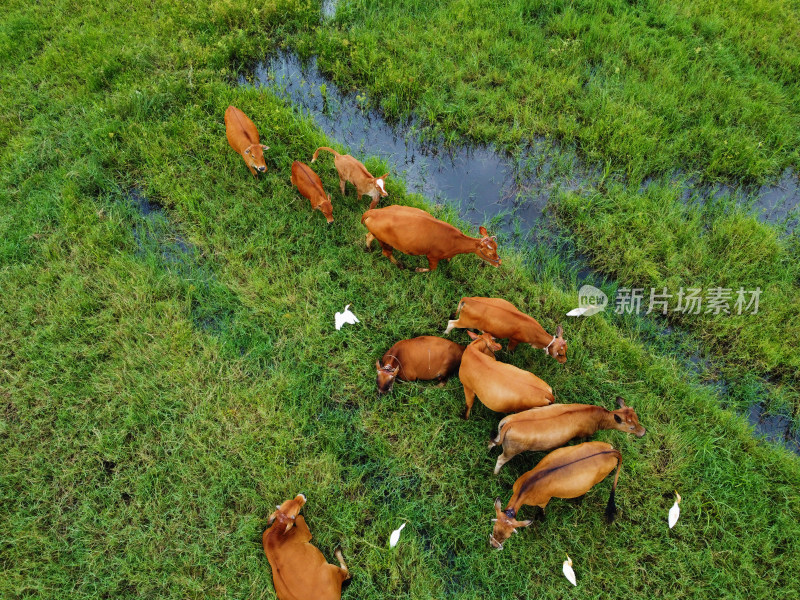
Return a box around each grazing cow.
[361,205,501,272]
[263,494,350,600]
[459,331,553,419]
[376,336,465,394]
[291,161,334,223]
[488,397,646,473]
[445,297,566,362]
[490,442,622,550]
[311,146,388,208]
[224,105,269,177]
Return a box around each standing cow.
[361,206,501,272]
[490,442,622,550]
[459,331,553,419]
[445,297,566,362]
[263,494,350,600]
[224,105,269,177]
[291,161,334,223]
[312,146,388,208]
[488,398,646,473]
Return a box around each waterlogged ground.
[244,50,800,452]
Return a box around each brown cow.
[291,161,334,223]
[263,494,350,600]
[376,336,465,394]
[225,105,269,177]
[459,331,553,419]
[311,146,388,208]
[361,206,501,272]
[488,397,646,474]
[445,297,566,362]
[489,441,622,550]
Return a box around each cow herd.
[226,105,647,598]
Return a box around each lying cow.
[311,146,388,208]
[376,336,465,394]
[459,331,553,419]
[291,161,334,223]
[488,397,646,473]
[263,494,350,600]
[490,441,622,550]
[224,105,269,177]
[444,297,566,362]
[361,206,501,272]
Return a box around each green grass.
[299,0,800,182]
[293,0,800,417]
[556,181,800,388]
[2,0,800,598]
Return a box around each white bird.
[566,305,603,317]
[389,522,406,548]
[669,491,682,529]
[562,554,577,586]
[334,304,360,330]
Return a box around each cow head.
[476,226,501,267]
[544,324,567,364]
[467,330,502,357]
[610,396,646,437]
[244,143,269,174]
[267,494,306,534]
[372,174,389,198]
[317,194,334,224]
[489,498,532,550]
[376,359,401,394]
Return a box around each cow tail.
[312,146,338,162]
[488,418,510,450]
[455,298,467,318]
[605,450,622,523]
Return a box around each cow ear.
[617,396,626,408]
[517,519,533,528]
[380,173,389,180]
[467,330,479,340]
[376,360,382,371]
[284,521,294,534]
[479,226,488,236]
[267,510,278,525]
[261,145,269,150]
[556,324,564,337]
[494,497,502,512]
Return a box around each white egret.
[335,304,360,330]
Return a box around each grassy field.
[2,0,800,598]
[296,0,800,416]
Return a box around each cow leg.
[339,177,346,196]
[368,191,380,209]
[463,385,476,419]
[444,319,459,335]
[379,242,402,268]
[365,232,375,248]
[493,450,515,475]
[416,257,439,272]
[507,339,519,352]
[334,546,350,581]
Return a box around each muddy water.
[245,53,799,453]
